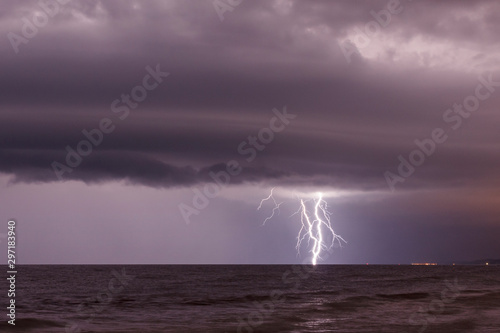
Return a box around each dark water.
[1,265,499,332]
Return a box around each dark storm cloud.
[1,0,500,192]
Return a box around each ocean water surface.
[1,265,499,332]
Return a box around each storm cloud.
[1,0,499,192]
[1,0,499,264]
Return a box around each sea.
[0,265,499,332]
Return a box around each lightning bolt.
[257,187,283,225]
[259,189,346,265]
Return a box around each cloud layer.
[1,0,500,193]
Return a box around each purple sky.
[1,0,499,264]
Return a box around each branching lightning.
[258,188,346,265]
[257,187,284,225]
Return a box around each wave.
[316,292,430,312]
[0,318,64,331]
[376,292,430,300]
[460,290,500,308]
[181,293,282,306]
